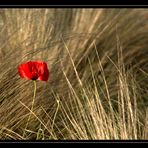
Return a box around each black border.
[0,5,148,8]
[0,0,148,7]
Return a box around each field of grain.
[0,9,147,140]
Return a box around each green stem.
[31,80,37,112]
[23,80,37,138]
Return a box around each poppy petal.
[18,61,49,81]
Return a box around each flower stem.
[31,80,37,112]
[23,80,37,138]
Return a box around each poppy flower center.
[31,71,39,80]
[31,76,38,80]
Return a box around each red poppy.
[18,61,49,81]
